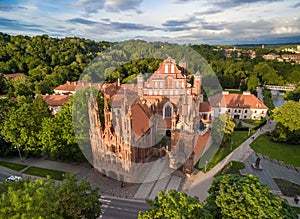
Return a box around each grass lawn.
[23,166,65,181]
[250,134,300,167]
[242,119,265,127]
[0,161,27,171]
[273,178,300,197]
[215,160,245,177]
[198,131,254,172]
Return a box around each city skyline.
[0,0,300,44]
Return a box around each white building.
[209,91,268,120]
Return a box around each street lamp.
[204,160,208,172]
[15,144,23,163]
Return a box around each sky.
[0,0,300,45]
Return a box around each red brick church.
[88,57,210,181]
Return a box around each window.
[245,110,248,113]
[228,109,231,113]
[160,81,163,88]
[234,109,237,113]
[154,81,158,88]
[164,103,173,118]
[244,115,247,119]
[165,65,168,73]
[255,110,257,113]
[238,110,241,113]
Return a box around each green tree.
[271,100,300,144]
[0,174,101,219]
[1,96,51,155]
[211,114,236,146]
[40,100,84,161]
[253,62,277,85]
[0,73,6,93]
[138,190,212,219]
[284,86,300,101]
[247,74,260,92]
[205,174,297,219]
[6,75,34,97]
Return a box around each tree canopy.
[0,174,101,219]
[39,100,85,161]
[138,190,212,219]
[271,100,300,144]
[139,175,297,219]
[205,174,297,218]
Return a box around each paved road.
[0,171,10,183]
[100,196,149,219]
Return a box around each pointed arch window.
[163,102,173,118]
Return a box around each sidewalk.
[0,156,88,175]
[186,123,275,202]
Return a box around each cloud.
[0,2,28,11]
[211,0,281,8]
[194,9,222,16]
[77,0,105,15]
[105,0,143,12]
[163,17,195,27]
[291,2,300,8]
[67,17,158,33]
[0,18,45,33]
[68,18,98,25]
[162,16,225,32]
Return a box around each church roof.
[131,103,152,138]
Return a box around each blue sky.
[0,0,300,44]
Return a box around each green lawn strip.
[197,131,253,172]
[242,119,265,127]
[215,160,245,177]
[273,178,300,197]
[23,166,65,181]
[250,134,300,167]
[0,161,28,171]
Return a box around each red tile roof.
[194,131,210,155]
[199,102,211,112]
[54,80,102,93]
[131,103,152,138]
[209,92,268,109]
[4,73,26,79]
[41,94,70,106]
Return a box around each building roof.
[41,94,70,106]
[131,103,152,138]
[194,131,210,155]
[4,73,26,79]
[199,102,211,112]
[54,80,101,93]
[209,92,268,109]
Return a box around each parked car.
[5,175,22,182]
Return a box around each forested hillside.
[0,32,299,95]
[0,32,112,94]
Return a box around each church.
[88,57,210,181]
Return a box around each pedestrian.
[294,196,299,204]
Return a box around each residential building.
[209,91,268,120]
